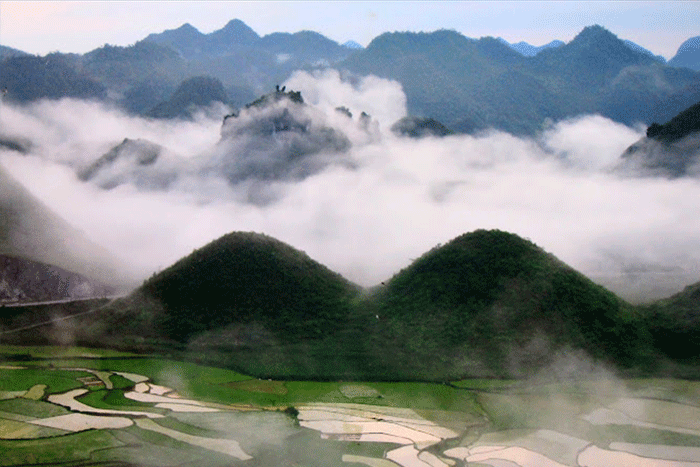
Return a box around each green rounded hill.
[140,231,360,341]
[367,230,653,379]
[79,229,659,380]
[92,232,369,379]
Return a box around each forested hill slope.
[75,230,663,380]
[83,232,371,379]
[365,230,652,379]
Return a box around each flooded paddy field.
[1,345,699,466]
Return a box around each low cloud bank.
[1,70,699,302]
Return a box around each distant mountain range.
[1,22,699,135]
[341,25,700,134]
[498,38,565,57]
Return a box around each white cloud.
[1,77,699,302]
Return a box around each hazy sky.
[1,1,698,59]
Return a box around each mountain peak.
[343,40,363,49]
[547,24,656,72]
[222,19,248,30]
[209,18,260,46]
[676,36,700,55]
[571,24,619,46]
[668,36,700,71]
[365,29,474,55]
[499,38,564,57]
[175,23,201,34]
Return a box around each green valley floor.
[1,345,699,467]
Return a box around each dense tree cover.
[645,99,700,143]
[147,75,229,119]
[65,229,683,381]
[639,282,700,365]
[88,232,370,379]
[0,54,106,102]
[364,230,653,379]
[139,232,360,341]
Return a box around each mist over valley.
[2,73,700,302]
[2,13,700,467]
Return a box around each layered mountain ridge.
[2,22,700,136]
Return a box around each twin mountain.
[3,227,696,381]
[1,163,698,379]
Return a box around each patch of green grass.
[0,398,69,418]
[0,368,87,394]
[151,416,219,438]
[108,373,135,390]
[49,357,251,386]
[452,379,518,390]
[223,378,288,395]
[175,378,483,416]
[22,384,45,400]
[76,389,166,415]
[0,418,68,440]
[0,430,123,465]
[589,424,700,448]
[365,382,482,413]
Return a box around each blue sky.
[0,1,698,59]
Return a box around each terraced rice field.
[1,346,700,466]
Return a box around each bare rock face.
[75,88,371,205]
[207,88,351,185]
[616,133,700,178]
[0,254,114,304]
[0,165,126,289]
[78,138,179,190]
[391,116,453,138]
[615,100,700,178]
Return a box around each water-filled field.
[1,346,699,466]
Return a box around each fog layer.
[1,70,699,302]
